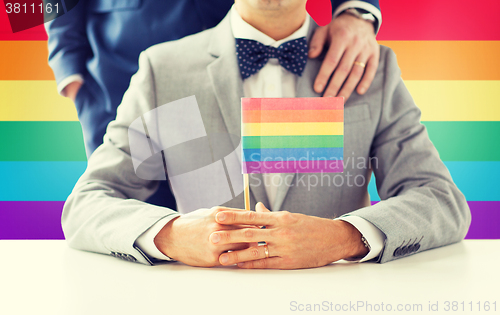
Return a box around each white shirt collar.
[230,5,310,48]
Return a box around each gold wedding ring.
[354,61,366,68]
[264,244,269,258]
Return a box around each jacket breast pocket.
[88,0,142,12]
[344,103,371,124]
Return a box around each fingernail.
[325,94,333,98]
[315,84,323,92]
[220,255,229,264]
[211,233,220,244]
[237,262,245,267]
[358,87,366,94]
[217,212,226,222]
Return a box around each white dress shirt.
[136,5,385,263]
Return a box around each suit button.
[110,252,116,257]
[407,245,414,253]
[393,247,401,257]
[128,255,137,262]
[414,243,421,252]
[401,246,408,255]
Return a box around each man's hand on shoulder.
[309,12,379,100]
[153,207,258,267]
[211,203,369,269]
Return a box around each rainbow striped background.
[242,97,344,173]
[0,0,499,239]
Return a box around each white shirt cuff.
[332,0,382,34]
[57,74,84,95]
[338,215,386,262]
[135,216,179,261]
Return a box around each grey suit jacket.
[63,14,471,265]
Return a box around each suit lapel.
[206,16,243,144]
[206,15,269,208]
[273,19,323,211]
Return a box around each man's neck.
[235,2,307,41]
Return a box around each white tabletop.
[0,240,498,315]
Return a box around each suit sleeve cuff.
[333,1,382,34]
[135,216,179,261]
[57,74,84,95]
[338,215,386,262]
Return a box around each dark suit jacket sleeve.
[45,0,90,85]
[342,48,471,263]
[334,0,380,11]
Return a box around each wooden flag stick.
[243,173,250,211]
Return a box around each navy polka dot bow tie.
[235,37,308,79]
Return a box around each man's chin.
[253,0,299,11]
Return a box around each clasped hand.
[156,203,368,269]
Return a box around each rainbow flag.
[241,97,344,174]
